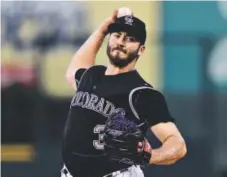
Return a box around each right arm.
[66,10,118,89]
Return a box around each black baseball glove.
[103,112,151,166]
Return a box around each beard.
[106,44,139,68]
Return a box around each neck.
[105,60,136,75]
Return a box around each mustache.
[113,47,126,53]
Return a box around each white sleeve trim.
[128,86,155,120]
[75,79,79,87]
[75,68,89,87]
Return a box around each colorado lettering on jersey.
[70,91,125,118]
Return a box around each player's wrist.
[98,28,107,37]
[98,10,118,35]
[90,27,107,42]
[98,21,111,36]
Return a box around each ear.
[138,45,145,57]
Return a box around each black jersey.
[62,65,174,177]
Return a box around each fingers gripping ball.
[103,112,152,166]
[117,7,134,18]
[138,138,152,154]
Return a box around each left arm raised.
[132,89,187,165]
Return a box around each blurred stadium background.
[1,1,227,177]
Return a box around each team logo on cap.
[124,16,133,26]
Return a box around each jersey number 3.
[93,124,105,150]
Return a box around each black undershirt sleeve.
[133,89,175,127]
[74,68,87,87]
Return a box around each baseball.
[117,7,133,18]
